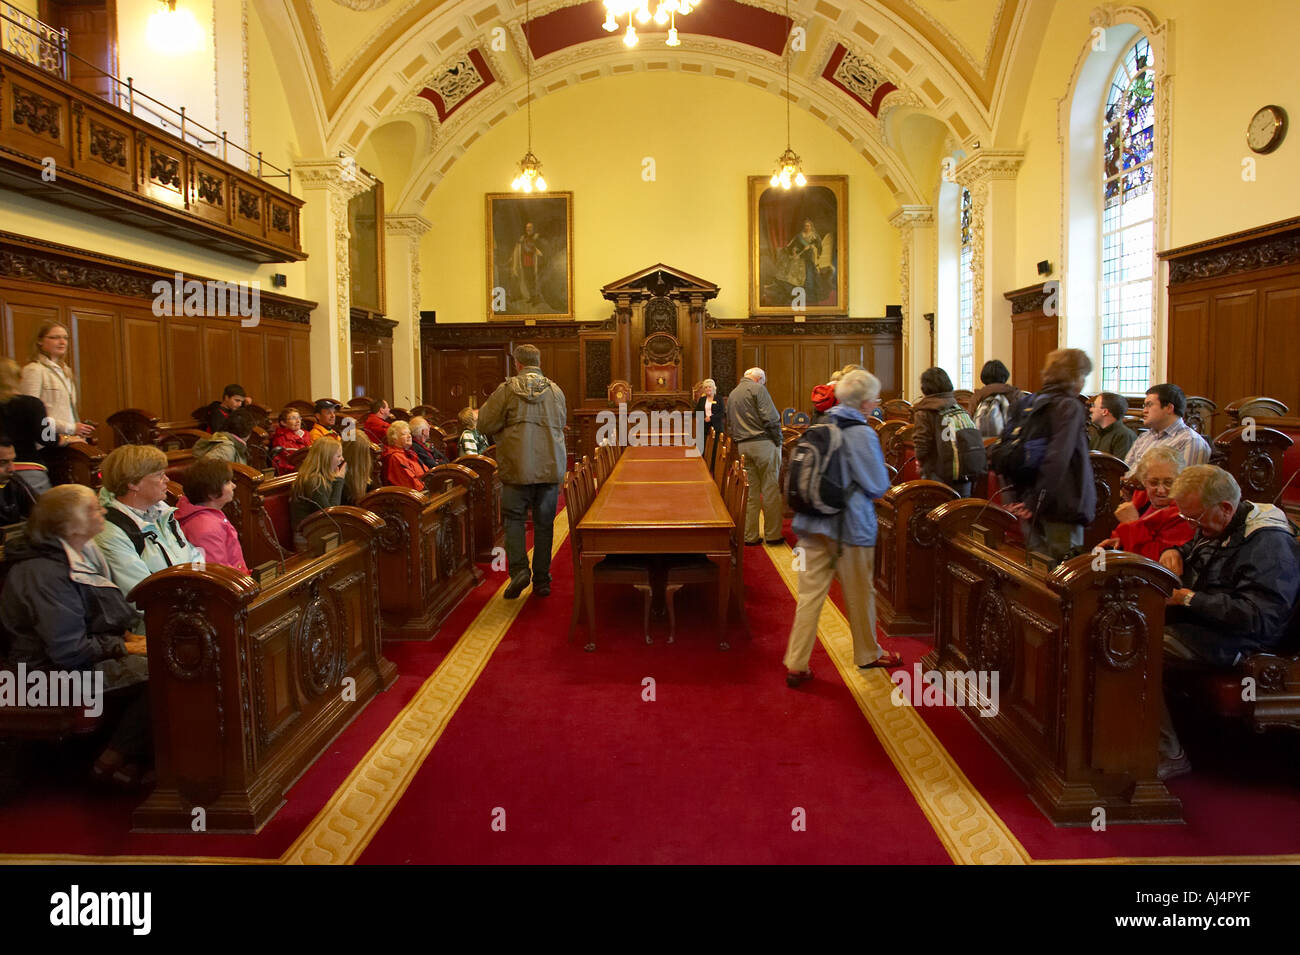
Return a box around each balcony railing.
[0,2,290,191]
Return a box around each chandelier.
[602,0,699,48]
[510,0,548,191]
[769,0,805,189]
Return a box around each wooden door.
[40,0,117,102]
[68,305,121,429]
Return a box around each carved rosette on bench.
[969,567,1014,682]
[297,581,344,698]
[1090,574,1150,673]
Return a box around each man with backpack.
[783,370,900,688]
[995,348,1096,564]
[971,359,1023,438]
[913,367,986,497]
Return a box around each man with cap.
[309,399,343,443]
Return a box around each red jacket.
[381,446,428,490]
[811,383,837,414]
[269,425,311,475]
[1115,489,1194,560]
[363,413,391,446]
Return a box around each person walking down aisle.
[477,344,567,600]
[783,370,900,688]
[727,367,784,545]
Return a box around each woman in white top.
[19,321,95,443]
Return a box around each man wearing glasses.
[1123,383,1211,474]
[1154,465,1300,779]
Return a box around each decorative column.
[888,205,935,400]
[294,158,374,399]
[385,214,432,409]
[955,150,1023,373]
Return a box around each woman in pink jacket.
[175,457,249,573]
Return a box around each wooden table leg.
[709,553,731,650]
[579,552,604,652]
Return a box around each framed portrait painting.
[748,176,848,316]
[485,192,574,320]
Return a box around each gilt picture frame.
[748,175,848,316]
[485,192,574,321]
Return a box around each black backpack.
[104,507,188,561]
[784,418,864,516]
[989,393,1051,485]
[934,405,987,481]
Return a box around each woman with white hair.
[0,484,152,786]
[1098,446,1193,559]
[784,369,901,688]
[380,420,429,490]
[694,379,724,435]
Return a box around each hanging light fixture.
[602,0,699,49]
[770,0,806,189]
[146,0,203,55]
[510,0,548,192]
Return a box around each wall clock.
[1247,105,1287,154]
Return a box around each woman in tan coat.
[19,321,95,442]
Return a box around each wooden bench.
[359,483,477,639]
[923,498,1182,825]
[1210,425,1294,503]
[872,479,959,636]
[222,464,295,569]
[130,507,396,833]
[452,454,504,559]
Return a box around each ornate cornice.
[729,318,903,336]
[0,231,315,323]
[887,204,936,229]
[418,316,599,344]
[384,213,433,237]
[954,149,1024,186]
[350,310,399,339]
[1159,216,1300,285]
[1003,282,1050,314]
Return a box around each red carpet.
[357,533,951,864]
[807,516,1300,861]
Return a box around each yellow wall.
[1011,0,1300,290]
[116,0,218,135]
[247,0,301,173]
[420,71,901,322]
[8,0,40,18]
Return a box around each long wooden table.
[575,445,734,651]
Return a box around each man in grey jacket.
[478,344,567,599]
[727,367,784,545]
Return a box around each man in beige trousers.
[726,368,785,545]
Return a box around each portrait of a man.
[486,193,573,319]
[748,176,848,316]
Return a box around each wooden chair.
[564,460,656,647]
[953,389,976,415]
[1210,425,1294,502]
[157,427,210,451]
[882,398,913,423]
[105,408,161,447]
[1183,396,1217,436]
[1226,396,1289,423]
[662,458,751,648]
[410,405,439,421]
[876,420,907,458]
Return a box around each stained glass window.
[958,186,974,390]
[1100,36,1155,394]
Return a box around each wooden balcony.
[0,49,305,263]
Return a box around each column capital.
[887,205,935,230]
[954,149,1024,188]
[293,156,375,201]
[385,214,433,238]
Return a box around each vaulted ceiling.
[259,0,1049,211]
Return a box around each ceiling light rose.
[602,0,699,48]
[770,0,806,189]
[510,0,550,191]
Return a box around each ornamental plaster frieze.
[330,0,394,10]
[385,214,430,356]
[295,158,373,343]
[952,149,1022,336]
[888,205,934,353]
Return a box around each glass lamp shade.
[147,2,203,55]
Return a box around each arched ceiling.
[266,0,1046,211]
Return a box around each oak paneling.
[237,330,268,407]
[203,324,240,404]
[69,307,121,428]
[761,342,797,413]
[800,343,833,397]
[121,315,165,420]
[164,319,206,421]
[1258,284,1300,412]
[1209,291,1258,410]
[2,299,59,362]
[290,331,312,402]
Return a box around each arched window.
[957,186,974,390]
[1099,36,1155,393]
